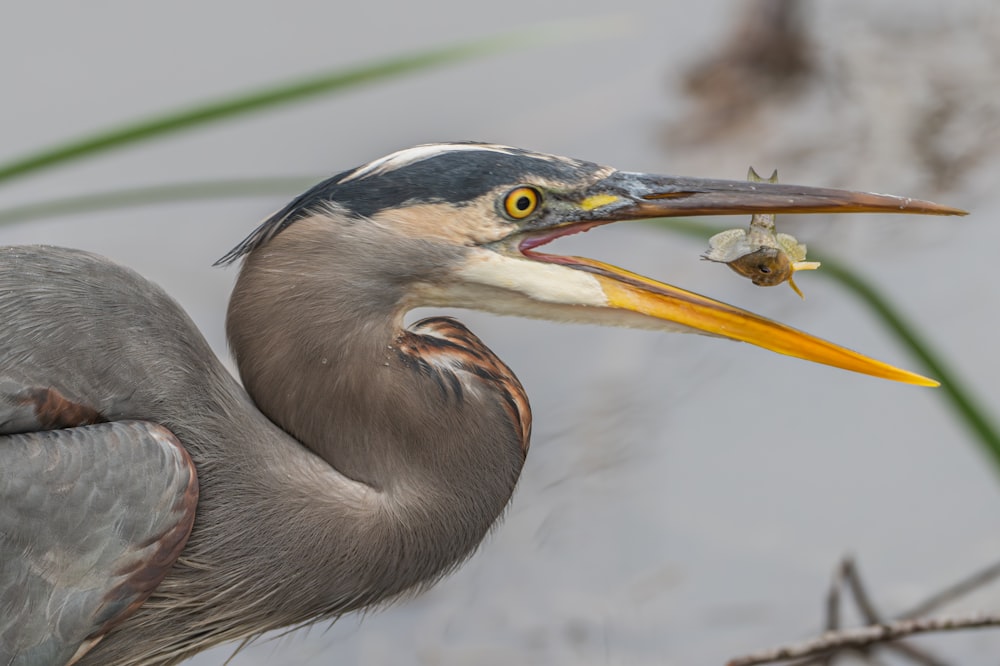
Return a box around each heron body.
[0,144,962,665]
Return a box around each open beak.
[518,171,966,386]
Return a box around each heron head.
[221,142,964,386]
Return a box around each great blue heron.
[0,143,963,665]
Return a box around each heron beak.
[590,171,965,219]
[518,172,966,386]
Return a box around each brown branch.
[733,555,1000,666]
[727,612,1000,666]
[825,558,949,666]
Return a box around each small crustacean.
[702,166,821,298]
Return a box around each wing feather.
[0,421,198,666]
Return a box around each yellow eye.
[503,187,540,220]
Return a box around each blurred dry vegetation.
[665,0,1000,195]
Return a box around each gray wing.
[0,420,198,666]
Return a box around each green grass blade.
[0,28,550,185]
[817,258,1000,469]
[0,178,315,227]
[646,218,1000,472]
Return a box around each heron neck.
[225,216,529,608]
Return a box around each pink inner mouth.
[517,221,608,266]
[514,221,685,293]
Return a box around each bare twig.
[828,559,948,665]
[731,556,1000,666]
[727,612,1000,666]
[839,558,883,624]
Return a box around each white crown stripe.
[339,144,520,183]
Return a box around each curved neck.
[225,215,530,609]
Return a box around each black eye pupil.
[757,265,771,274]
[516,196,531,210]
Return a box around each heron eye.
[502,187,541,220]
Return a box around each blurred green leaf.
[0,27,554,185]
[0,178,313,227]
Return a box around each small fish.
[702,167,820,298]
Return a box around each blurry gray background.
[3,1,1000,664]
